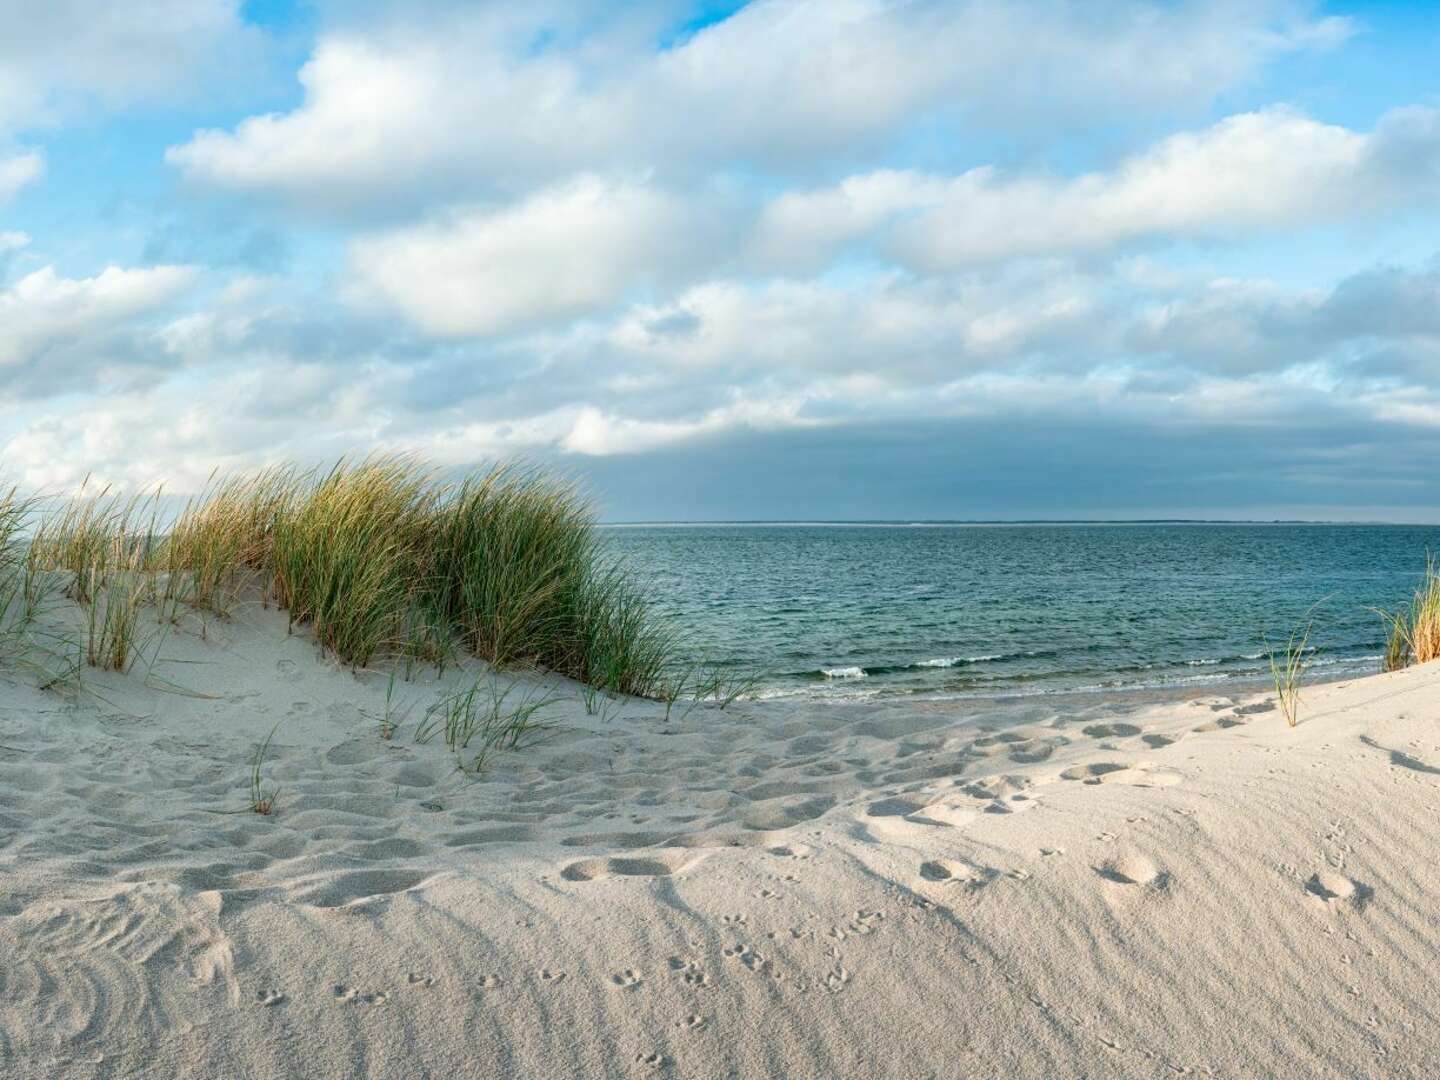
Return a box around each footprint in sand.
[919,859,1000,890]
[540,969,567,985]
[407,973,436,988]
[255,988,286,1007]
[611,969,644,990]
[1192,716,1245,733]
[1060,762,1183,787]
[478,974,503,988]
[1095,855,1171,890]
[1304,871,1374,910]
[560,851,695,882]
[1082,723,1143,739]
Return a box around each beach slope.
[2,608,1438,1077]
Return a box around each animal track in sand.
[668,956,712,988]
[275,659,303,683]
[255,988,286,1007]
[1305,871,1374,910]
[1060,762,1183,787]
[1141,734,1179,749]
[407,973,436,988]
[611,969,644,990]
[560,851,695,882]
[333,984,387,1005]
[539,968,567,985]
[824,964,852,993]
[1094,855,1170,890]
[677,1013,707,1030]
[829,910,885,940]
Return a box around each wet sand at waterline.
[2,605,1439,1078]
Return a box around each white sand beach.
[2,604,1438,1078]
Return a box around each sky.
[1,0,1438,522]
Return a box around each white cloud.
[168,1,1349,208]
[347,175,711,336]
[0,0,262,135]
[759,107,1440,269]
[0,264,197,373]
[0,151,42,202]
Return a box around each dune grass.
[24,485,161,673]
[0,489,55,671]
[18,456,678,697]
[414,674,557,772]
[1379,556,1440,672]
[1266,617,1312,728]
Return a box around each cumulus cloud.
[168,0,1349,209]
[347,175,718,336]
[0,0,264,135]
[758,107,1440,269]
[0,264,197,388]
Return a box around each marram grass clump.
[1379,556,1440,672]
[19,457,677,696]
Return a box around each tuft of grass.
[1375,556,1440,672]
[271,456,439,670]
[0,488,80,687]
[162,467,297,616]
[1265,617,1313,728]
[247,722,282,815]
[26,485,161,674]
[373,671,415,741]
[414,675,557,771]
[692,662,762,710]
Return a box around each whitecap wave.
[820,666,867,679]
[916,655,1001,668]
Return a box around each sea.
[602,522,1440,704]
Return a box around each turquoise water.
[603,523,1440,702]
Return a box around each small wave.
[820,666,867,679]
[915,654,1002,669]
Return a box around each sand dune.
[2,604,1439,1077]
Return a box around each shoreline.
[2,598,1439,1076]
